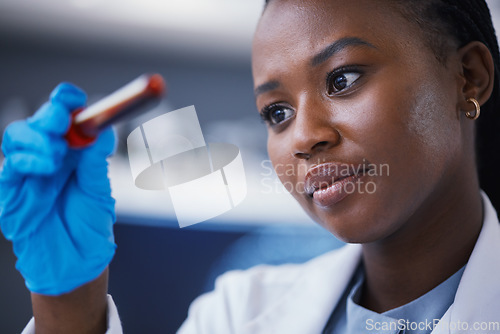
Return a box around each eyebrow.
[254,37,375,97]
[254,80,280,97]
[311,37,376,67]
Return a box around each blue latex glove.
[0,83,117,295]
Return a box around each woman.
[1,0,499,333]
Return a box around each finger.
[76,127,116,196]
[1,152,63,177]
[49,82,87,111]
[28,82,86,134]
[27,102,72,135]
[0,172,56,241]
[2,121,67,159]
[85,126,117,158]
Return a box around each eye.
[327,71,361,95]
[260,103,295,125]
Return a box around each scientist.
[1,0,500,333]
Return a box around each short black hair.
[262,0,500,210]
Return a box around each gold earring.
[465,98,481,120]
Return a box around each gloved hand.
[0,83,117,295]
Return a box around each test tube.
[65,73,166,148]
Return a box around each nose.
[291,102,340,160]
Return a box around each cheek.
[346,75,460,173]
[387,77,462,187]
[405,85,460,160]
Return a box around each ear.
[457,41,495,112]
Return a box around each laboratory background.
[0,1,499,332]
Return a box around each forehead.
[252,0,426,80]
[258,0,391,42]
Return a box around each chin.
[305,200,396,245]
[319,219,387,244]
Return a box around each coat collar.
[243,242,362,334]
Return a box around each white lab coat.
[23,193,500,333]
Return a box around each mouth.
[304,162,372,205]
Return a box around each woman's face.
[252,0,471,243]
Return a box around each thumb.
[49,82,87,111]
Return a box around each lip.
[304,162,371,207]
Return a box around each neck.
[359,179,483,313]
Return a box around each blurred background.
[1,0,499,332]
[0,0,341,332]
